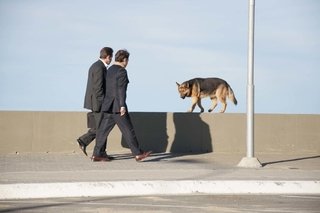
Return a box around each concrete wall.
[0,111,319,154]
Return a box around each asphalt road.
[0,194,319,213]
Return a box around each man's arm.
[117,69,129,115]
[92,66,105,111]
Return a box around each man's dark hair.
[115,49,130,62]
[100,47,113,59]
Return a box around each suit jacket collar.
[99,58,108,68]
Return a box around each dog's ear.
[176,82,180,87]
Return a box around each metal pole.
[238,0,261,168]
[247,0,255,158]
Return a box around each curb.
[1,180,319,199]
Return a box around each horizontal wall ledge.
[0,111,319,154]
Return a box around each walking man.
[77,47,113,157]
[93,49,151,162]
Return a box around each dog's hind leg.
[208,97,218,113]
[218,96,227,113]
[188,97,199,112]
[216,86,228,113]
[197,99,204,113]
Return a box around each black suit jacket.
[84,60,106,112]
[101,64,129,113]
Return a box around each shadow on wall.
[121,112,212,154]
[121,112,169,153]
[170,113,212,153]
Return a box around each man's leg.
[77,112,101,146]
[113,113,142,156]
[93,113,115,157]
[78,128,95,146]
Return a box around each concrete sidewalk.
[0,152,319,199]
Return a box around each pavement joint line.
[0,180,319,199]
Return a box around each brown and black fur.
[176,77,237,113]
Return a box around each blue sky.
[0,0,319,114]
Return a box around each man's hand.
[120,107,126,116]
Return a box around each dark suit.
[79,60,107,150]
[94,64,142,156]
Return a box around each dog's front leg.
[197,99,204,113]
[188,97,198,112]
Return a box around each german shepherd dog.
[176,77,237,113]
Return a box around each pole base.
[237,157,262,168]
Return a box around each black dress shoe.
[135,151,152,162]
[77,139,87,156]
[91,156,111,162]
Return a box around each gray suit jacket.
[101,64,129,113]
[84,60,106,112]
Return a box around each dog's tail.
[228,85,238,105]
